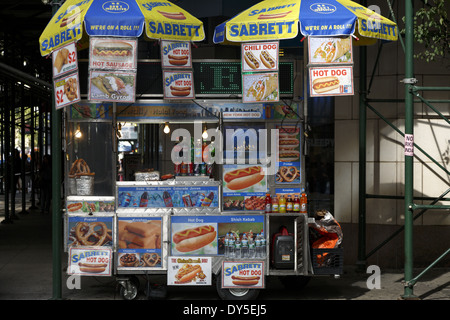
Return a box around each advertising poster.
[67,215,114,248]
[161,40,192,69]
[309,66,354,97]
[241,41,278,72]
[54,72,80,109]
[167,257,211,286]
[89,70,136,103]
[277,125,301,184]
[117,217,162,269]
[89,37,137,70]
[52,42,77,78]
[117,185,219,208]
[68,247,112,277]
[222,261,265,289]
[163,70,195,99]
[242,72,279,103]
[271,102,300,120]
[171,215,264,256]
[308,36,353,64]
[70,102,111,120]
[223,165,267,211]
[275,188,301,200]
[66,199,115,214]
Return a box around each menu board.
[241,41,278,73]
[89,70,136,102]
[89,38,137,70]
[66,215,114,248]
[54,72,81,109]
[161,40,192,69]
[242,72,279,103]
[117,216,162,269]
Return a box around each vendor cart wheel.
[215,272,260,300]
[119,276,140,300]
[278,276,311,289]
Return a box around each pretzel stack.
[69,158,95,178]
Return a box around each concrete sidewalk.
[0,193,449,300]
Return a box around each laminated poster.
[52,42,78,78]
[89,37,137,70]
[241,41,278,73]
[68,247,112,277]
[54,72,80,109]
[89,70,136,103]
[161,40,192,69]
[167,257,211,286]
[242,72,279,103]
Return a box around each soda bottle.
[201,192,215,207]
[235,233,241,259]
[228,233,235,258]
[163,191,173,207]
[272,196,279,213]
[248,234,255,258]
[260,232,266,258]
[241,233,249,258]
[286,195,293,213]
[255,233,262,258]
[293,194,300,212]
[265,193,272,213]
[139,192,148,207]
[279,195,286,213]
[300,193,307,214]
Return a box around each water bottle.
[228,233,235,258]
[235,234,241,259]
[260,233,266,258]
[241,233,249,258]
[224,233,230,257]
[248,234,255,259]
[255,233,262,258]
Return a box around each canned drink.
[195,193,205,207]
[174,163,181,176]
[182,194,193,207]
[194,163,200,176]
[180,162,188,176]
[206,163,213,177]
[200,163,206,175]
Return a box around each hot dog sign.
[309,66,354,97]
[163,70,195,99]
[161,40,192,69]
[242,41,279,72]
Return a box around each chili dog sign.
[309,66,353,97]
[161,40,192,69]
[242,41,278,72]
[163,70,195,99]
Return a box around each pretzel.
[74,222,108,246]
[69,159,95,176]
[280,166,298,182]
[142,252,160,267]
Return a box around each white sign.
[52,42,78,79]
[68,247,112,277]
[167,256,211,286]
[161,40,192,69]
[54,72,80,109]
[308,36,353,64]
[163,70,195,99]
[221,261,265,289]
[405,134,414,156]
[241,41,279,72]
[309,66,354,97]
[89,70,136,103]
[89,38,137,70]
[242,72,279,103]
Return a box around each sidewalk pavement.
[0,193,449,301]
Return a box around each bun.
[260,50,275,69]
[224,166,264,190]
[173,225,216,252]
[243,51,260,70]
[312,76,340,93]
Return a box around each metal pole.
[403,0,415,299]
[357,43,367,272]
[50,0,62,300]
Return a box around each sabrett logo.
[224,263,262,276]
[248,3,296,16]
[360,19,396,37]
[229,21,295,38]
[164,72,191,87]
[41,25,81,53]
[71,250,108,263]
[148,21,200,37]
[162,41,189,55]
[54,0,91,24]
[141,1,172,11]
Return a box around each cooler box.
[271,227,295,269]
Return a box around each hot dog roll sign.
[241,41,279,73]
[309,66,354,97]
[161,40,192,69]
[163,70,195,99]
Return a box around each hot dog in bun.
[173,225,216,252]
[67,202,83,212]
[170,85,191,97]
[312,76,340,93]
[279,150,300,162]
[175,264,203,283]
[93,41,133,60]
[78,262,107,273]
[168,54,189,66]
[260,50,276,69]
[244,51,260,70]
[224,166,264,190]
[231,275,260,286]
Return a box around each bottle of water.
[260,233,266,258]
[241,233,249,258]
[248,234,255,259]
[255,233,262,258]
[224,233,230,258]
[228,233,235,258]
[235,233,241,259]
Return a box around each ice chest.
[271,226,295,269]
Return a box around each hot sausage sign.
[309,66,353,97]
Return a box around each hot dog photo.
[223,165,267,192]
[242,41,278,72]
[167,257,212,286]
[89,38,137,70]
[309,66,354,97]
[163,70,195,99]
[161,40,192,69]
[171,224,217,254]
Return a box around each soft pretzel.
[74,222,108,246]
[280,166,298,182]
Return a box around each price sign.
[161,40,192,69]
[53,72,80,109]
[52,42,78,79]
[163,70,195,99]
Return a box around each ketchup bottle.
[300,193,307,214]
[265,193,272,214]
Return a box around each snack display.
[118,220,161,249]
[224,166,265,191]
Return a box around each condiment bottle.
[265,193,272,213]
[279,195,286,213]
[300,193,307,214]
[272,196,279,213]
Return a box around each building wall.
[334,1,450,268]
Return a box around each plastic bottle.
[248,234,255,258]
[272,196,279,213]
[163,191,173,207]
[293,194,300,212]
[224,233,230,257]
[255,233,262,258]
[139,192,149,207]
[228,233,235,258]
[300,193,307,214]
[241,233,249,258]
[279,195,286,213]
[260,232,266,258]
[264,193,272,213]
[286,195,293,212]
[201,191,215,207]
[234,233,241,259]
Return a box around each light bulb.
[202,127,208,139]
[163,123,170,134]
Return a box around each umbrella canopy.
[39,0,205,56]
[213,0,397,44]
